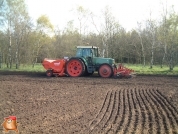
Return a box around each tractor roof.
[77,46,98,49]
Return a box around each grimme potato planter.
[42,59,67,77]
[42,46,135,78]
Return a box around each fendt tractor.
[42,46,134,78]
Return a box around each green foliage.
[0,63,45,72]
[37,15,54,30]
[124,64,178,75]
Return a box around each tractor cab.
[76,46,99,57]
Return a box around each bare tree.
[137,22,146,66]
[159,0,169,68]
[167,13,178,70]
[76,6,90,45]
[145,12,158,68]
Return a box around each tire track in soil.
[106,89,121,133]
[151,89,178,133]
[156,90,178,115]
[122,88,135,134]
[138,89,150,133]
[129,88,139,134]
[139,89,154,134]
[89,91,112,130]
[146,89,169,134]
[132,88,144,134]
[89,88,178,134]
[89,88,117,133]
[145,89,162,133]
[115,89,126,134]
[135,89,147,134]
[142,89,155,133]
[96,90,116,133]
[102,89,118,133]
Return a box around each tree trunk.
[8,26,12,69]
[150,29,155,69]
[0,52,2,68]
[169,44,174,71]
[161,43,167,68]
[150,42,154,69]
[138,33,145,67]
[32,40,40,68]
[32,56,38,68]
[102,38,106,57]
[15,38,19,69]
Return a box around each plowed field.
[0,72,178,134]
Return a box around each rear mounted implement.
[114,64,135,78]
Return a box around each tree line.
[0,0,178,70]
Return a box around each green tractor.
[42,46,134,78]
[65,46,115,78]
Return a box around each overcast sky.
[25,0,178,31]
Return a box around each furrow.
[142,89,155,133]
[145,89,162,134]
[138,89,154,134]
[133,88,144,133]
[155,90,178,117]
[135,89,148,133]
[115,89,127,133]
[96,90,116,133]
[104,89,119,133]
[106,89,121,133]
[130,88,139,134]
[123,88,134,134]
[151,89,178,133]
[148,89,167,133]
[91,90,115,133]
[89,91,112,130]
[109,89,124,133]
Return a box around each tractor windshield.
[76,48,92,57]
[76,47,98,57]
[76,48,82,57]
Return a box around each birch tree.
[137,23,146,66]
[166,13,178,70]
[145,13,158,68]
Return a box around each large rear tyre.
[98,64,113,78]
[66,58,85,77]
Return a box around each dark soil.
[0,72,178,134]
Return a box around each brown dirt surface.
[0,72,178,134]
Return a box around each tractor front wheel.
[66,58,85,77]
[98,64,113,78]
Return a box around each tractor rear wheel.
[46,70,53,77]
[98,64,113,78]
[66,58,85,77]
